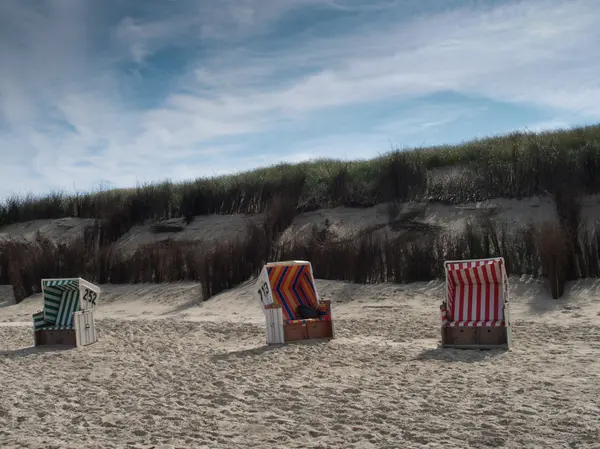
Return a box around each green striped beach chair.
[32,278,101,347]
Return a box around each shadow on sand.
[211,339,331,362]
[414,346,509,363]
[0,345,72,358]
[160,298,202,316]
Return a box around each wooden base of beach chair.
[284,323,308,342]
[33,309,98,348]
[307,320,333,339]
[34,329,77,347]
[441,326,509,349]
[283,321,334,343]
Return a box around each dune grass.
[2,123,600,301]
[2,124,600,233]
[2,209,598,303]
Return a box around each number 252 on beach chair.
[32,278,101,347]
[256,261,334,344]
[440,257,512,349]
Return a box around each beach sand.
[2,277,600,448]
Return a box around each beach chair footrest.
[478,326,507,346]
[283,322,308,342]
[306,320,333,339]
[283,320,333,342]
[442,325,508,348]
[34,328,77,347]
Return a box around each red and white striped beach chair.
[440,257,511,349]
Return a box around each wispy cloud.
[0,0,599,198]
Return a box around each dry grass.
[535,222,569,299]
[3,125,600,302]
[2,209,600,303]
[2,124,600,242]
[0,222,268,302]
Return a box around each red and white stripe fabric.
[444,258,506,326]
[447,320,505,327]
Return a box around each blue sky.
[1,0,599,198]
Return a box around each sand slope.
[3,195,600,252]
[2,278,600,448]
[0,285,14,307]
[0,217,97,244]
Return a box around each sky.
[1,0,599,199]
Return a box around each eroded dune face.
[3,195,600,254]
[1,278,600,448]
[0,285,15,307]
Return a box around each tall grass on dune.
[0,223,268,302]
[2,124,600,245]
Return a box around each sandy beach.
[2,0,600,446]
[2,277,600,448]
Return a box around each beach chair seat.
[440,258,512,349]
[32,278,100,347]
[256,261,334,344]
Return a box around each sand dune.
[4,195,600,253]
[2,278,600,448]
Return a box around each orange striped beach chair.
[440,257,512,349]
[256,261,333,344]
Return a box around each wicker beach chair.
[440,257,512,349]
[256,261,333,344]
[32,278,100,347]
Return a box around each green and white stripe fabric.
[42,279,80,327]
[32,311,45,330]
[55,290,80,327]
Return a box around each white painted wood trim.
[265,308,284,344]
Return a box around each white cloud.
[520,119,575,134]
[0,0,599,199]
[113,16,185,63]
[183,0,600,117]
